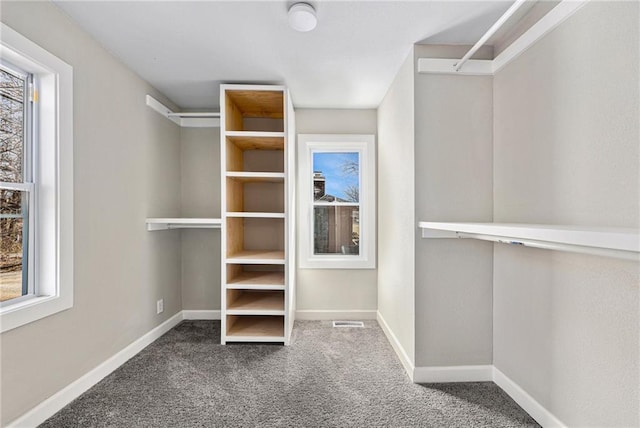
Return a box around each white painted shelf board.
[419,222,639,259]
[146,218,222,231]
[226,250,286,265]
[226,212,285,218]
[226,172,285,182]
[225,131,285,138]
[226,284,285,291]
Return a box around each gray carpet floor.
[41,320,540,427]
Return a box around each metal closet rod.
[454,0,528,72]
[456,232,638,261]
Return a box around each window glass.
[312,152,359,202]
[0,189,28,301]
[1,64,30,303]
[0,66,26,183]
[312,152,360,256]
[313,206,359,255]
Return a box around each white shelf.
[419,222,639,260]
[146,218,221,231]
[226,250,286,265]
[226,212,285,218]
[226,172,285,182]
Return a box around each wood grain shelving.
[221,84,293,345]
[226,270,285,289]
[226,315,284,341]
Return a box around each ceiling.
[53,0,522,110]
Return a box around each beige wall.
[377,50,416,362]
[295,109,378,312]
[413,44,494,367]
[493,2,639,426]
[0,1,182,424]
[180,128,221,310]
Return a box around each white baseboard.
[295,309,377,320]
[493,367,566,428]
[7,311,183,428]
[376,311,414,381]
[413,365,493,383]
[182,310,221,320]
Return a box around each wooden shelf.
[226,172,285,182]
[226,270,285,290]
[226,90,284,119]
[226,315,284,341]
[226,132,285,151]
[226,212,285,219]
[227,290,284,315]
[146,218,221,231]
[419,222,639,260]
[226,250,285,264]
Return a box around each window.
[1,60,35,306]
[0,23,73,332]
[298,134,375,269]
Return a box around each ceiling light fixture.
[288,3,317,32]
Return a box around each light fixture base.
[288,3,317,32]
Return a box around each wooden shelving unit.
[220,84,295,345]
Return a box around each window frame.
[298,134,376,269]
[0,23,74,332]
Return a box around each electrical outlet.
[156,299,164,314]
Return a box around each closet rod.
[455,0,528,72]
[457,232,638,261]
[167,112,220,118]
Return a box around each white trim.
[182,310,221,320]
[295,309,377,320]
[0,23,74,333]
[493,367,567,428]
[376,311,414,381]
[413,365,493,383]
[417,0,588,76]
[5,312,183,428]
[297,134,376,270]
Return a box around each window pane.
[1,189,28,302]
[313,152,359,202]
[0,67,26,183]
[314,206,359,255]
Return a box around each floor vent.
[332,321,364,328]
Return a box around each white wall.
[493,2,639,426]
[0,2,182,424]
[377,50,416,364]
[295,109,378,313]
[413,44,494,367]
[180,128,221,310]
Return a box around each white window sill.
[0,293,73,333]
